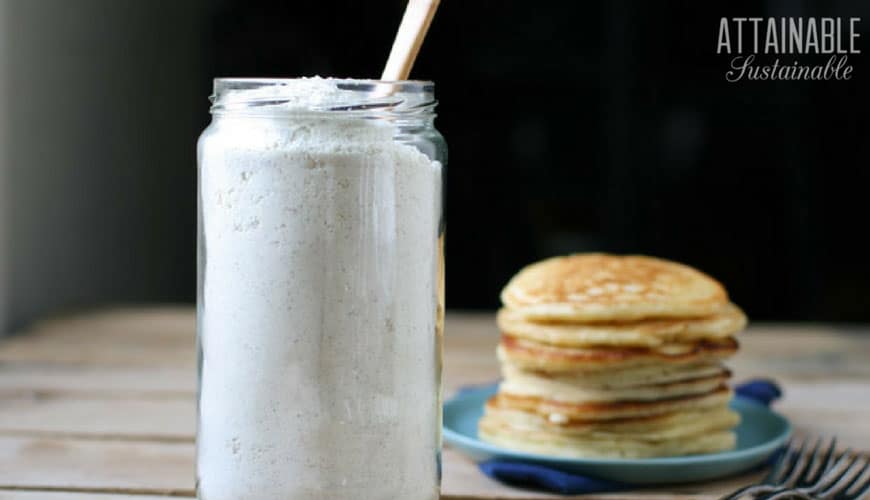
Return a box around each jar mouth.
[210,77,437,117]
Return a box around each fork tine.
[762,438,795,484]
[763,438,795,484]
[843,471,870,500]
[811,450,861,497]
[820,438,840,475]
[829,458,868,500]
[797,436,826,487]
[718,440,797,500]
[781,439,814,488]
[767,438,803,485]
[819,455,865,499]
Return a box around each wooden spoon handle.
[381,0,441,81]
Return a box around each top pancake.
[497,303,746,348]
[501,254,729,321]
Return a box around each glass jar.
[196,78,445,500]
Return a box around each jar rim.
[210,77,436,117]
[213,77,434,87]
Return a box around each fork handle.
[719,484,778,499]
[719,484,795,500]
[720,485,815,500]
[761,489,815,500]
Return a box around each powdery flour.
[197,79,442,500]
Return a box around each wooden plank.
[0,492,183,499]
[0,309,868,499]
[4,308,868,384]
[0,308,195,367]
[0,392,194,440]
[0,437,193,495]
[0,362,195,394]
[774,382,870,447]
[727,326,870,380]
[2,382,860,498]
[0,382,866,449]
[0,435,762,500]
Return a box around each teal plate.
[443,384,791,484]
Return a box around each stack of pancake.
[478,254,746,459]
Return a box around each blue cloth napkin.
[734,379,782,406]
[478,379,782,495]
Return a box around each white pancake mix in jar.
[196,78,445,500]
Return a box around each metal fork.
[764,449,868,500]
[720,437,832,499]
[719,437,850,500]
[811,453,868,500]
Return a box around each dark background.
[206,0,870,320]
[3,0,869,331]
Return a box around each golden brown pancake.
[494,385,733,422]
[501,254,729,321]
[482,400,739,440]
[488,254,744,458]
[498,335,738,373]
[499,363,731,403]
[502,360,728,389]
[478,411,736,458]
[497,303,746,348]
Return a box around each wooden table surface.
[0,307,867,499]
